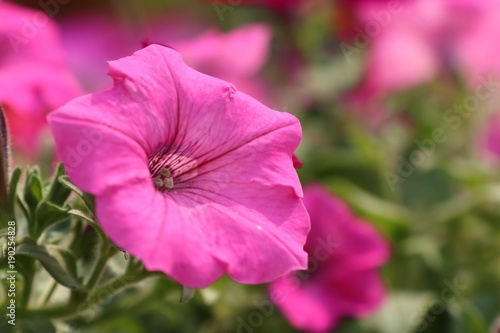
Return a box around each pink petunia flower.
[269,184,390,333]
[345,0,500,112]
[59,14,274,105]
[477,112,500,164]
[47,44,310,288]
[168,24,273,106]
[0,1,81,156]
[58,13,141,92]
[58,10,205,92]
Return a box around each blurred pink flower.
[48,45,310,288]
[0,2,81,155]
[58,13,140,92]
[152,23,274,106]
[58,11,205,92]
[478,112,500,163]
[346,0,500,109]
[60,13,273,105]
[269,184,390,332]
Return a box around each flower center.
[153,168,175,192]
[148,146,198,193]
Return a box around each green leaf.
[326,178,411,237]
[17,316,56,333]
[45,163,72,207]
[0,167,21,226]
[23,167,43,212]
[17,243,82,290]
[460,303,489,333]
[35,201,70,231]
[0,313,14,333]
[58,176,95,211]
[15,196,30,226]
[400,168,458,211]
[8,167,21,209]
[67,209,107,245]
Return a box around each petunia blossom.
[0,1,81,156]
[60,14,274,105]
[168,24,273,106]
[344,0,500,113]
[477,111,500,164]
[58,13,141,92]
[47,44,310,288]
[269,184,390,333]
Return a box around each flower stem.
[85,251,110,294]
[21,262,34,308]
[85,238,119,293]
[24,268,152,319]
[40,280,58,305]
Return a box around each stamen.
[165,177,174,189]
[152,167,175,192]
[148,146,198,193]
[154,177,164,188]
[161,168,171,177]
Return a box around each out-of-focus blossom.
[60,13,273,104]
[48,45,310,288]
[490,316,500,333]
[59,11,205,92]
[168,24,273,106]
[58,13,140,92]
[478,112,500,163]
[344,0,500,110]
[269,184,390,332]
[0,2,81,156]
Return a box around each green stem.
[41,280,58,305]
[21,265,33,308]
[81,270,150,309]
[84,236,120,293]
[84,251,111,294]
[24,269,151,319]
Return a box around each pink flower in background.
[0,1,81,156]
[346,0,500,110]
[58,13,141,92]
[60,13,274,105]
[48,45,310,288]
[150,23,274,106]
[269,184,390,333]
[58,11,205,92]
[478,112,500,163]
[173,24,271,99]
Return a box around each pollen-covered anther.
[153,167,174,192]
[161,168,171,177]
